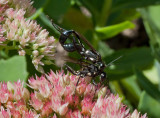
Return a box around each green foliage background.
[1,0,160,117]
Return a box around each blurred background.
[1,0,160,117]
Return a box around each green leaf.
[110,81,124,98]
[44,0,71,20]
[107,9,140,25]
[121,76,141,104]
[140,6,160,62]
[105,47,154,75]
[79,0,104,24]
[32,0,46,9]
[62,7,93,33]
[98,41,114,58]
[143,63,159,84]
[39,13,56,31]
[79,0,112,26]
[140,6,160,87]
[135,69,160,103]
[0,50,8,59]
[112,0,160,12]
[96,21,135,39]
[29,8,43,20]
[0,56,28,82]
[79,0,105,14]
[38,12,61,39]
[138,91,160,118]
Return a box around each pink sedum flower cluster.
[0,0,35,17]
[0,0,56,73]
[0,70,147,118]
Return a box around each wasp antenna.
[52,22,62,32]
[106,55,123,67]
[45,15,63,33]
[51,21,65,33]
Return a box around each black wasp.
[52,23,119,86]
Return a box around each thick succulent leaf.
[140,6,160,86]
[138,91,160,118]
[98,41,114,58]
[44,0,71,20]
[78,0,111,26]
[135,69,160,103]
[0,56,28,82]
[62,7,93,33]
[140,6,160,62]
[112,0,160,12]
[32,0,46,9]
[96,21,135,39]
[104,47,154,74]
[107,9,140,25]
[121,76,141,104]
[78,0,104,21]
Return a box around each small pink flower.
[84,83,96,97]
[10,110,21,118]
[11,80,26,101]
[64,93,73,103]
[0,0,7,4]
[91,94,130,118]
[76,82,87,95]
[130,110,148,118]
[28,75,52,97]
[41,101,52,117]
[51,92,63,113]
[22,110,39,118]
[66,110,83,118]
[53,114,57,118]
[0,25,5,43]
[30,93,43,110]
[58,102,69,116]
[81,95,95,116]
[6,101,14,110]
[18,50,26,56]
[14,100,28,114]
[0,106,11,118]
[5,8,25,20]
[0,82,10,103]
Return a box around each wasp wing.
[61,56,91,67]
[76,32,97,53]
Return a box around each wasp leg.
[70,31,87,56]
[60,29,87,57]
[59,30,80,52]
[68,30,83,47]
[100,77,109,87]
[76,76,81,86]
[64,64,81,86]
[99,78,110,91]
[64,64,80,75]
